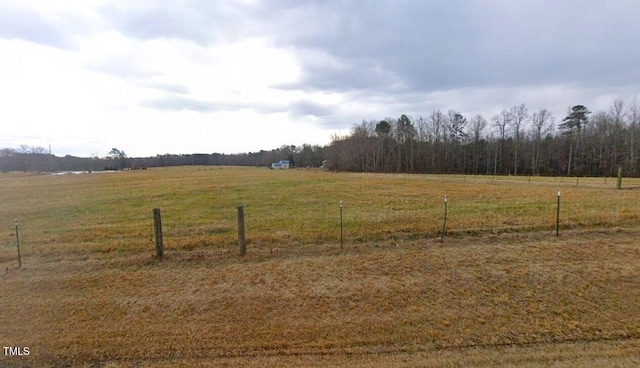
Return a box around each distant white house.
[271,160,290,169]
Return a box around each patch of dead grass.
[1,227,640,366]
[2,168,640,366]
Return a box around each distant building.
[271,160,290,169]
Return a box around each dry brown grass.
[1,168,640,366]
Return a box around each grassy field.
[1,167,640,366]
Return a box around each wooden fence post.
[441,195,448,243]
[153,208,164,260]
[14,219,21,269]
[237,205,246,256]
[617,166,623,189]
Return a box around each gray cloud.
[108,0,640,132]
[142,82,190,95]
[99,1,259,46]
[290,99,334,119]
[100,4,209,45]
[6,0,638,155]
[29,0,637,100]
[86,57,162,80]
[0,3,77,49]
[141,94,292,115]
[97,1,640,98]
[141,95,220,113]
[254,1,640,94]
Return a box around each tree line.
[0,144,327,172]
[326,98,640,177]
[2,98,638,177]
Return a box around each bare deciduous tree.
[531,108,554,175]
[509,104,528,175]
[492,110,511,175]
[469,114,487,174]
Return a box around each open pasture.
[1,166,639,254]
[1,167,640,366]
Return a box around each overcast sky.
[1,0,639,157]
